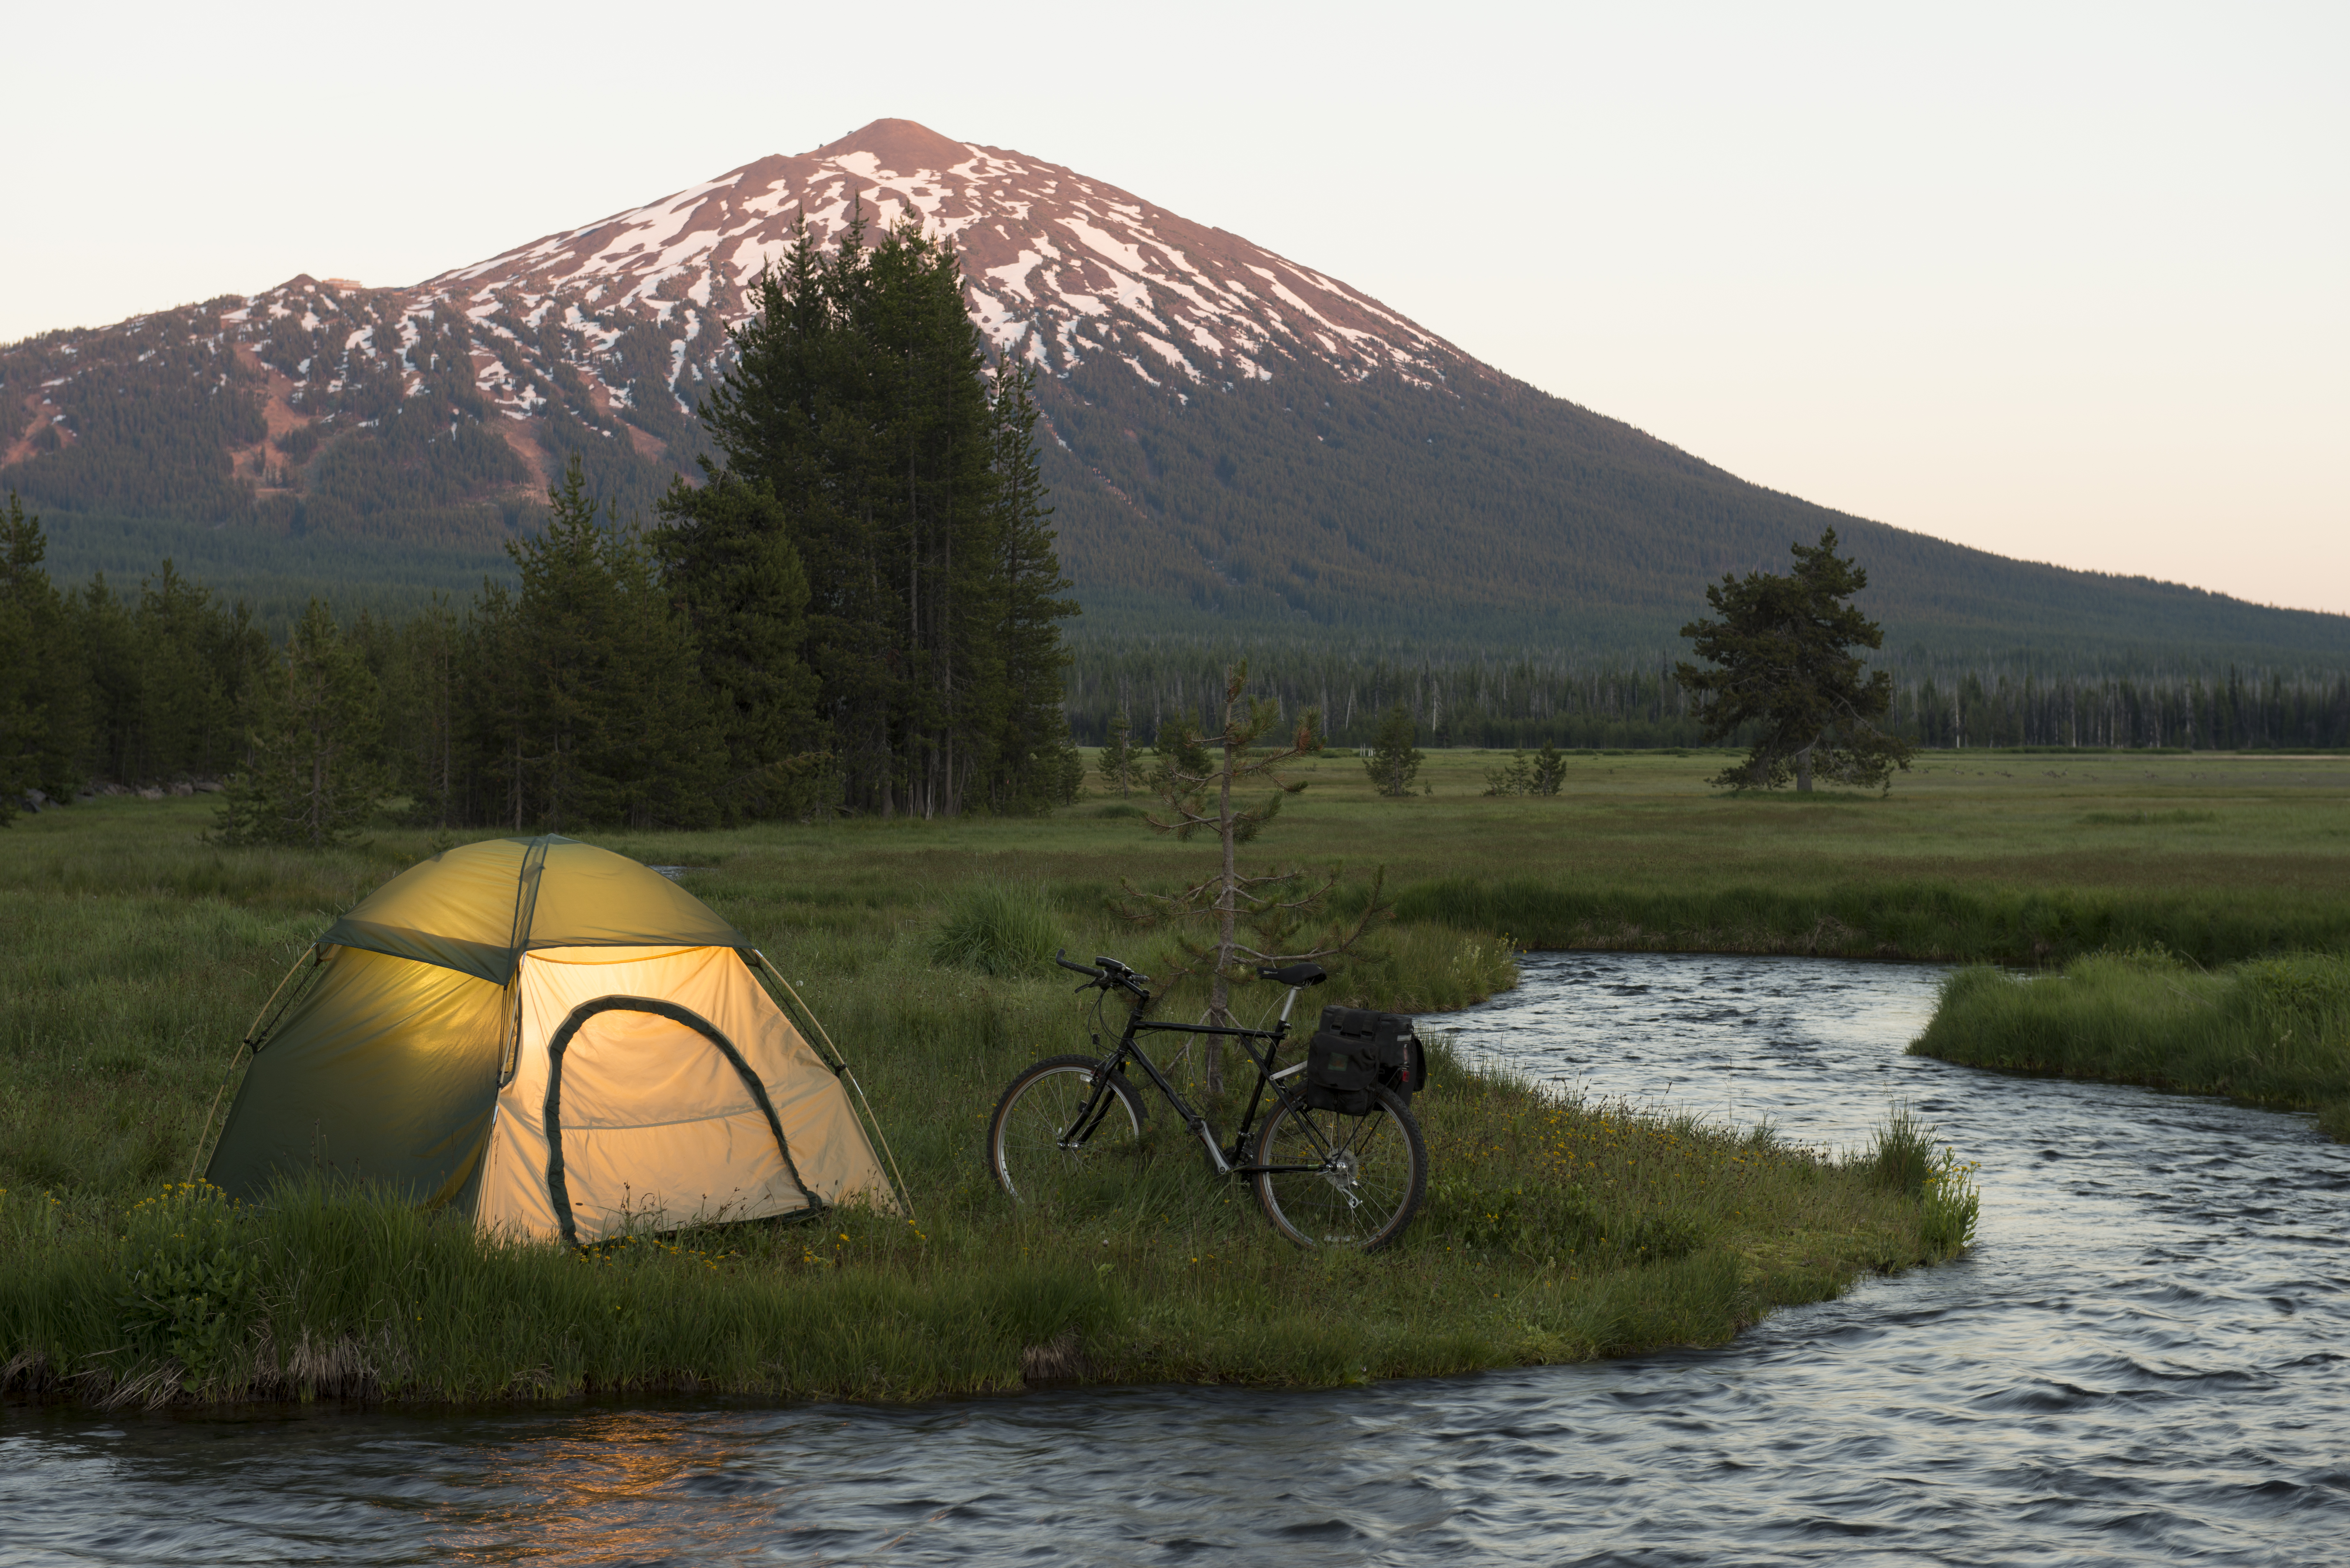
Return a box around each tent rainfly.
[206,835,899,1242]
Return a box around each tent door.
[541,995,817,1244]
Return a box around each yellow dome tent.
[206,836,900,1242]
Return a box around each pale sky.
[8,1,2344,614]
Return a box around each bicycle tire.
[1250,1085,1428,1251]
[987,1054,1149,1209]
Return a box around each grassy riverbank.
[7,744,2334,1404]
[1911,951,2350,1140]
[0,778,1991,1407]
[2,1095,1975,1408]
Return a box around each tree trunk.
[1796,740,1816,793]
[1208,716,1238,1093]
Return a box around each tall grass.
[2,1096,1969,1407]
[4,1177,1114,1406]
[1911,950,2350,1138]
[1400,876,2350,968]
[1865,1102,1981,1254]
[927,882,1064,977]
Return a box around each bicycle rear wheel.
[988,1054,1149,1209]
[1250,1086,1427,1251]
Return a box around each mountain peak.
[813,117,976,176]
[403,122,1470,405]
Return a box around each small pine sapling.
[1122,662,1388,1089]
[1365,703,1423,797]
[1482,751,1534,797]
[1531,743,1567,796]
[1097,709,1140,798]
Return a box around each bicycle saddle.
[1257,962,1327,987]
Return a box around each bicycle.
[985,950,1428,1250]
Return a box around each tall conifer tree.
[1675,528,1914,793]
[651,468,827,820]
[699,203,1079,817]
[0,492,87,821]
[463,457,724,830]
[213,599,385,848]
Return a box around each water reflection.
[5,952,2345,1564]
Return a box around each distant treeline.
[1065,643,2350,752]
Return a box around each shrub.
[928,882,1062,978]
[1866,1102,1937,1197]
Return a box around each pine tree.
[213,599,385,848]
[462,456,724,830]
[1531,742,1567,796]
[1123,664,1382,1089]
[984,355,1084,812]
[64,558,260,788]
[1365,703,1423,796]
[366,594,464,828]
[651,468,828,820]
[0,492,87,822]
[1482,749,1534,797]
[1674,528,1915,793]
[698,204,1078,817]
[1098,708,1140,797]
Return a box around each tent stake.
[753,950,916,1221]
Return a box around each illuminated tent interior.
[206,836,898,1241]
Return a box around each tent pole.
[752,950,916,1221]
[186,1042,248,1185]
[187,943,319,1184]
[751,950,848,1068]
[240,943,319,1049]
[837,1067,916,1224]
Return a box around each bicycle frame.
[1067,981,1334,1177]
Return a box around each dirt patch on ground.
[236,346,312,444]
[495,421,551,492]
[581,380,670,465]
[224,345,314,482]
[622,420,666,462]
[2,393,49,469]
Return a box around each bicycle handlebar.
[1055,949,1149,993]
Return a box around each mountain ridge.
[4,117,2344,666]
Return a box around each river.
[4,952,2344,1564]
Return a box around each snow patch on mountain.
[7,119,1481,476]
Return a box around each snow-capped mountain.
[8,118,2338,659]
[432,116,1472,414]
[3,117,1503,600]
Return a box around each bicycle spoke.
[989,1057,1146,1211]
[1249,1088,1427,1251]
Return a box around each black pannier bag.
[1303,1006,1426,1114]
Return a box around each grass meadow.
[5,744,2340,1405]
[1912,950,2350,1138]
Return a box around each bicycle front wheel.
[988,1054,1149,1210]
[1250,1086,1427,1251]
